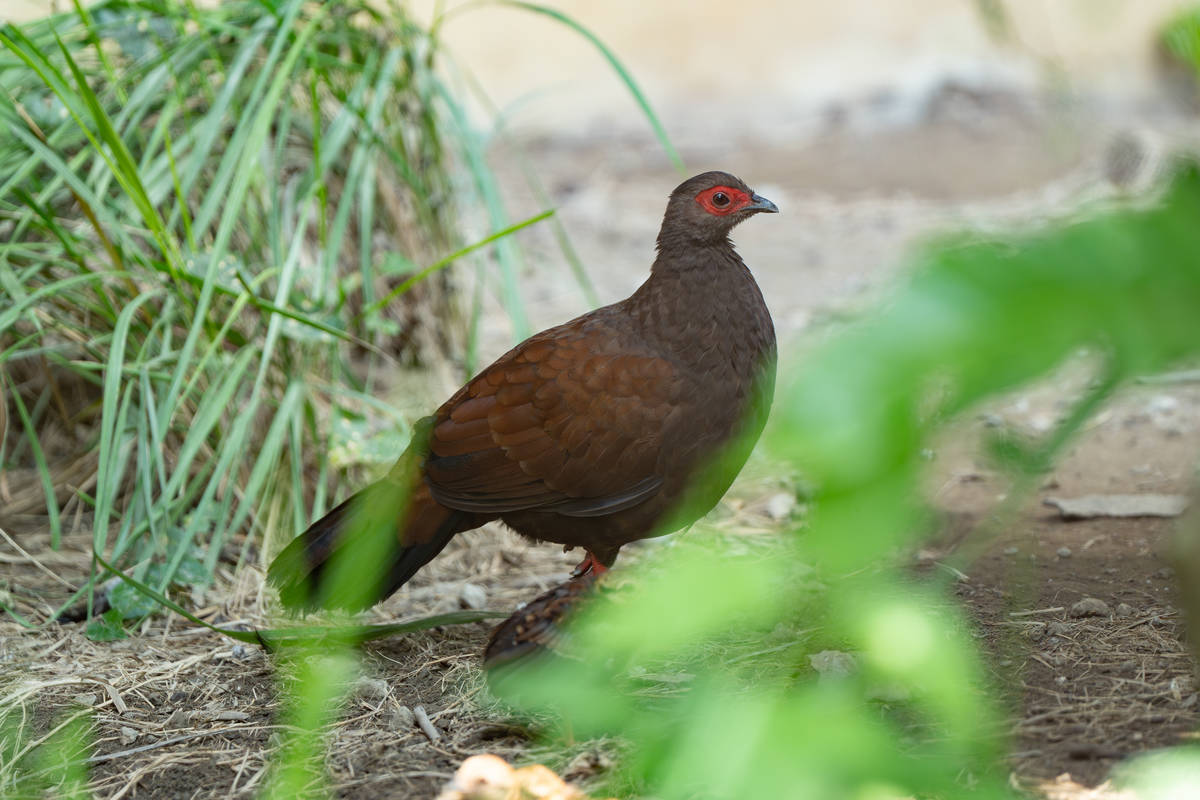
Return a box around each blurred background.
[6,1,1195,352]
[391,0,1200,362]
[410,0,1191,133]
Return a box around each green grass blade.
[94,554,504,646]
[361,208,555,319]
[91,290,161,555]
[486,0,684,173]
[4,373,61,546]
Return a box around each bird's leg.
[570,550,608,578]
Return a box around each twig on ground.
[87,725,270,765]
[413,705,441,743]
[1008,607,1065,617]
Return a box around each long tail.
[268,480,473,612]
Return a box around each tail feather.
[268,480,469,612]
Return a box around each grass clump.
[0,0,566,626]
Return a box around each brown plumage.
[269,171,778,611]
[483,573,599,669]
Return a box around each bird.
[482,572,600,669]
[268,171,778,612]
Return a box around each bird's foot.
[570,551,608,579]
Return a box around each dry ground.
[3,92,1200,798]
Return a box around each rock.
[119,726,138,745]
[1057,547,1072,559]
[1047,621,1072,637]
[1115,603,1135,618]
[1070,598,1110,618]
[809,650,857,681]
[163,709,191,730]
[353,676,390,704]
[1044,494,1188,520]
[389,704,415,731]
[72,693,97,707]
[458,583,487,610]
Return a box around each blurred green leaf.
[494,164,1200,800]
[84,609,127,642]
[108,580,158,620]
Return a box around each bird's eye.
[712,192,730,207]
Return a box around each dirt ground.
[3,91,1200,798]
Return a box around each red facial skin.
[694,185,752,216]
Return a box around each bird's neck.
[627,241,775,367]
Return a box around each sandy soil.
[3,92,1199,798]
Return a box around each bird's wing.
[422,324,683,517]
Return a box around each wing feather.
[423,323,680,517]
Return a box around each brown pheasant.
[269,171,778,611]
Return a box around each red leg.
[570,550,609,578]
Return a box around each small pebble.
[1003,546,1019,556]
[458,583,487,610]
[1070,598,1110,618]
[231,644,249,659]
[389,704,415,731]
[1115,603,1135,618]
[1047,621,1071,637]
[1057,547,1072,559]
[163,709,191,730]
[119,726,138,745]
[72,693,97,707]
[353,676,389,704]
